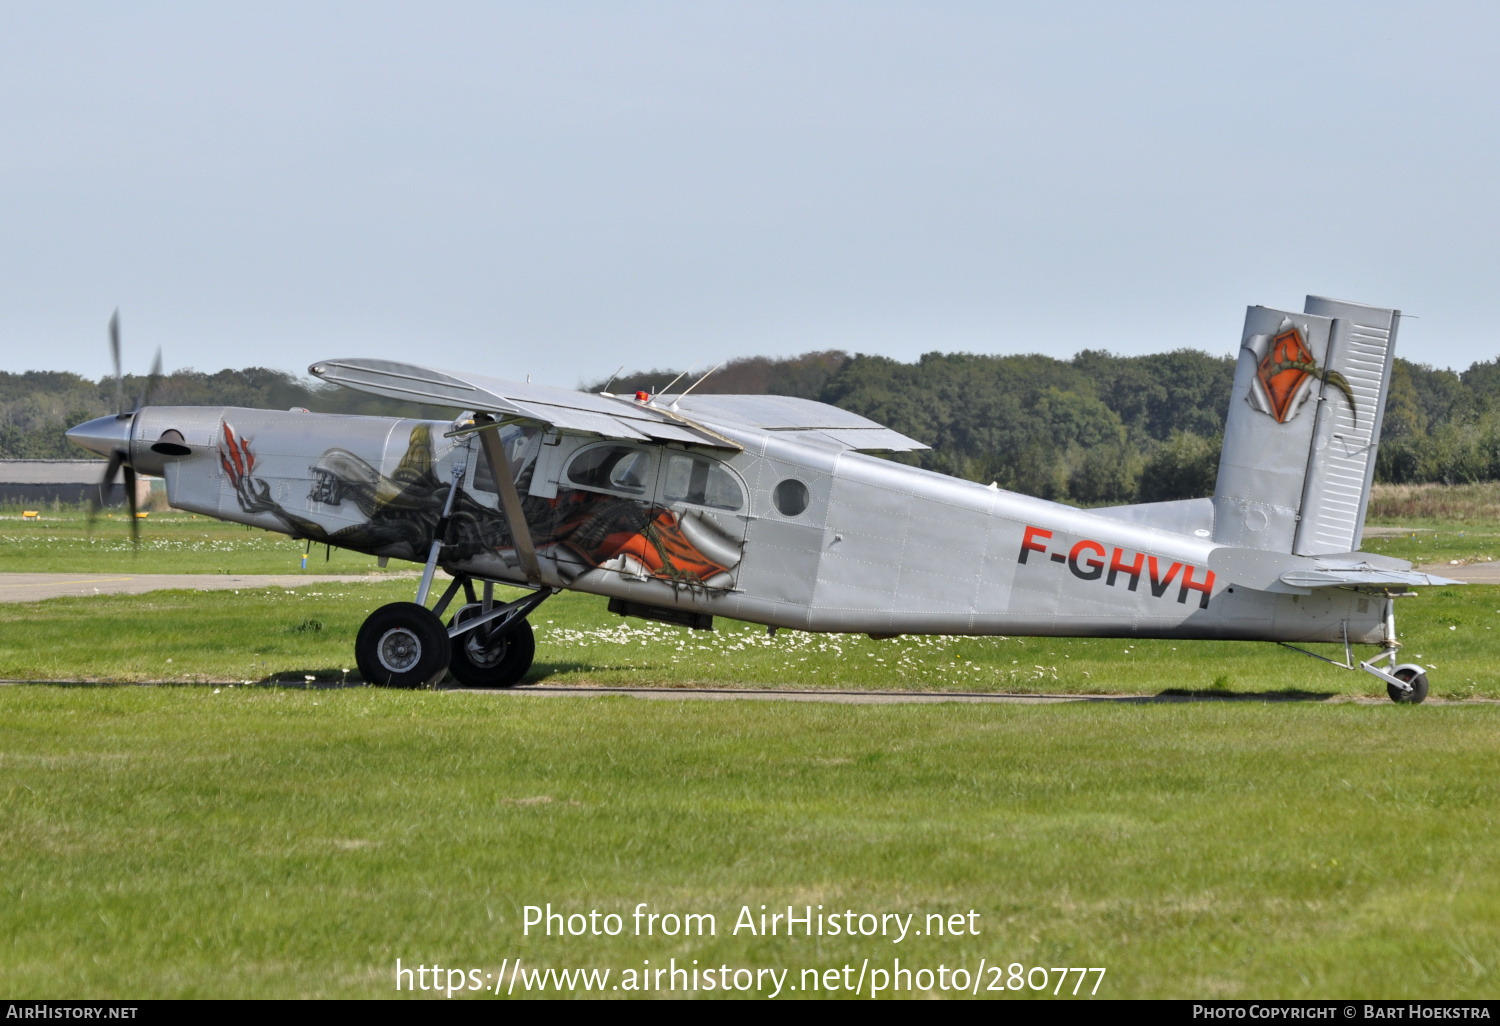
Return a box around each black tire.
[355,602,451,688]
[446,606,536,688]
[1387,664,1430,704]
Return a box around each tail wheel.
[355,602,451,688]
[1388,664,1430,704]
[447,605,536,688]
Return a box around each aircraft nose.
[65,414,133,460]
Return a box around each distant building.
[0,459,155,507]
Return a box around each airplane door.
[654,450,749,590]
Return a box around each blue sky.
[2,2,1497,386]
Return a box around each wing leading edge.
[310,359,928,452]
[310,359,738,449]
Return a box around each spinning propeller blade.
[135,347,162,412]
[87,449,125,533]
[123,464,139,548]
[88,309,152,549]
[109,309,123,416]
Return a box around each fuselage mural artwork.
[216,419,742,592]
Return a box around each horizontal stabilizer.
[1210,546,1454,592]
[1278,565,1463,589]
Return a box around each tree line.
[0,367,446,461]
[4,348,1499,504]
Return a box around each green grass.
[1360,529,1500,567]
[1363,483,1500,565]
[4,494,1499,999]
[0,688,1496,998]
[1,580,1498,699]
[3,502,1496,580]
[0,507,387,575]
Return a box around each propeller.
[109,309,123,415]
[87,310,162,548]
[137,347,162,414]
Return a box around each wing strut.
[473,413,542,583]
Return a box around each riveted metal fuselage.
[125,403,1383,644]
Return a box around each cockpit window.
[470,424,538,493]
[662,454,744,511]
[566,445,654,495]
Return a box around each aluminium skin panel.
[127,401,1387,646]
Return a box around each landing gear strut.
[1359,597,1429,704]
[445,581,549,688]
[449,606,536,688]
[355,571,552,688]
[355,454,553,688]
[1280,596,1428,704]
[1386,664,1430,704]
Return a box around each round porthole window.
[773,478,810,517]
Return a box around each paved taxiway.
[0,572,404,602]
[1417,561,1500,584]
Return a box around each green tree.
[1136,432,1221,503]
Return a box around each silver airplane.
[65,296,1455,701]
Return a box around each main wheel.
[446,605,536,688]
[1387,664,1430,704]
[355,602,451,688]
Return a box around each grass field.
[0,508,385,575]
[3,494,1499,1000]
[1,687,1496,999]
[1367,482,1500,525]
[1,580,1498,699]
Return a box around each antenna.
[671,361,725,408]
[599,364,625,395]
[651,361,699,404]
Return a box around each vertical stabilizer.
[1211,297,1400,554]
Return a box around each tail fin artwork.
[1211,296,1401,555]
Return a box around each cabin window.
[470,425,537,493]
[566,445,654,495]
[773,478,810,517]
[662,454,744,511]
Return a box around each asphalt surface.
[0,572,403,602]
[1416,562,1500,583]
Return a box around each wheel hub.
[376,627,423,673]
[464,629,508,669]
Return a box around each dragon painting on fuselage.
[217,421,738,588]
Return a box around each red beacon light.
[635,390,650,403]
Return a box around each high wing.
[667,393,927,452]
[310,358,736,448]
[309,358,927,452]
